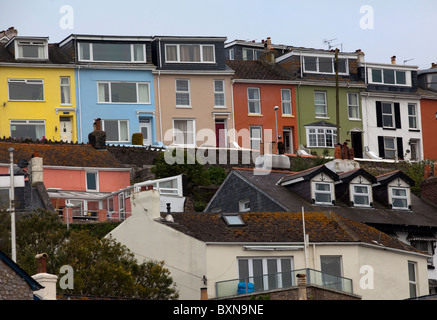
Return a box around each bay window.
[306,127,337,148]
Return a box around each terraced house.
[152,36,235,148]
[58,34,158,146]
[0,28,77,142]
[276,48,367,158]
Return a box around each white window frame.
[381,102,395,128]
[249,125,262,150]
[248,87,261,114]
[78,42,147,63]
[384,137,397,159]
[97,81,150,104]
[15,40,48,60]
[313,182,334,205]
[242,48,263,61]
[369,68,411,86]
[390,187,409,210]
[303,55,349,75]
[8,79,45,101]
[347,92,360,120]
[214,80,226,108]
[86,171,99,192]
[60,76,71,105]
[281,89,292,115]
[175,79,191,107]
[408,261,417,298]
[164,44,215,63]
[239,199,251,213]
[314,91,328,118]
[237,257,294,291]
[10,120,46,140]
[102,119,129,143]
[351,184,371,207]
[173,119,196,147]
[306,127,337,148]
[408,103,418,129]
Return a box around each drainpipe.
[9,147,16,262]
[157,38,163,144]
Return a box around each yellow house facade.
[0,36,77,142]
[0,66,77,143]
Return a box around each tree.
[0,210,179,299]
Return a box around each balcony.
[215,268,353,299]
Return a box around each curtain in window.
[138,83,150,103]
[314,92,326,117]
[119,121,129,141]
[166,45,178,61]
[180,45,200,62]
[61,78,71,104]
[35,124,46,140]
[174,120,194,145]
[133,44,144,61]
[98,83,109,102]
[202,46,214,62]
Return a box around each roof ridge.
[326,211,360,242]
[376,170,400,178]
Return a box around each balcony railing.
[215,268,353,299]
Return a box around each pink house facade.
[0,141,132,221]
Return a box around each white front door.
[60,117,73,142]
[139,118,152,145]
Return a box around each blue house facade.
[59,34,159,146]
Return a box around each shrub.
[132,133,143,145]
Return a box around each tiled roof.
[226,59,296,81]
[232,168,437,228]
[0,142,125,168]
[163,211,422,254]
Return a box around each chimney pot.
[35,253,48,273]
[391,55,396,64]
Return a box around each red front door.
[215,123,226,147]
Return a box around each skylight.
[222,215,245,226]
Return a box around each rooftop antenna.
[403,58,414,65]
[323,38,343,51]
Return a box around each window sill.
[382,127,397,131]
[175,106,192,109]
[248,114,263,117]
[315,116,329,119]
[214,106,228,109]
[348,118,361,121]
[282,115,294,118]
[409,129,420,132]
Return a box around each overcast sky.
[2,0,437,69]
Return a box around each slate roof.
[279,165,339,185]
[226,59,296,81]
[0,42,72,65]
[338,168,377,184]
[0,142,125,168]
[162,211,424,255]
[376,170,415,186]
[232,168,437,228]
[0,249,43,291]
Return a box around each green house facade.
[277,49,367,157]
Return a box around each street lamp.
[274,106,279,154]
[8,147,16,262]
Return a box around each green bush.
[208,166,227,185]
[132,132,143,145]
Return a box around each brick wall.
[421,177,437,207]
[0,259,34,300]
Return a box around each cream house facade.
[152,36,235,148]
[107,190,429,300]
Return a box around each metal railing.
[215,268,353,298]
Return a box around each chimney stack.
[296,273,307,300]
[31,152,44,183]
[32,253,59,300]
[391,56,396,65]
[432,63,437,69]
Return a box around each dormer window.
[351,185,371,207]
[390,187,409,209]
[78,42,147,63]
[368,67,412,86]
[15,40,48,60]
[165,44,215,63]
[313,182,334,205]
[303,55,348,75]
